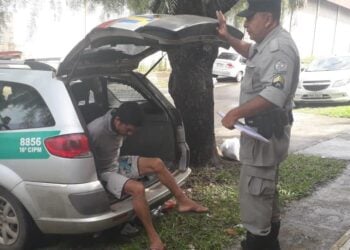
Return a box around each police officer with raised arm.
[216,0,300,249]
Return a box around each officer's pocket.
[239,135,256,162]
[241,61,255,92]
[275,126,291,162]
[248,176,275,196]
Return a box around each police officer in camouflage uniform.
[216,0,300,249]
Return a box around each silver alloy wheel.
[0,196,19,245]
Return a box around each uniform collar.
[254,25,282,54]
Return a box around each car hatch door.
[57,14,243,80]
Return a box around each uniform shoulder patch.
[272,74,285,89]
[274,60,288,72]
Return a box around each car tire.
[293,102,303,108]
[235,71,243,82]
[0,187,38,250]
[216,77,223,83]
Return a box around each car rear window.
[218,52,238,60]
[0,82,55,130]
[107,81,146,107]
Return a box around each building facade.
[286,0,350,58]
[0,16,15,52]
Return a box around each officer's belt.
[244,109,293,139]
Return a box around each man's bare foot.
[150,241,166,250]
[177,197,209,213]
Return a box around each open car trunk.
[69,72,184,189]
[59,14,243,202]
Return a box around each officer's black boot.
[266,221,281,250]
[240,231,270,250]
[241,222,281,250]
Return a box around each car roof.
[0,59,57,72]
[57,14,243,80]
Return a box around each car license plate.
[308,92,323,98]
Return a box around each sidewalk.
[216,111,350,250]
[281,112,350,250]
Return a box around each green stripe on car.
[0,131,60,159]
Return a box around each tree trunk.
[150,0,238,166]
[167,44,218,167]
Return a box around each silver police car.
[0,14,241,249]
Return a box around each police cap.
[237,0,281,18]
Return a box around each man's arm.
[221,96,274,129]
[216,10,251,58]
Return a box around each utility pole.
[311,0,320,56]
[331,6,339,54]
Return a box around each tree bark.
[167,44,218,167]
[152,0,239,167]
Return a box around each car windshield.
[218,52,238,60]
[306,56,350,72]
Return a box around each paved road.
[213,80,240,127]
[213,80,242,146]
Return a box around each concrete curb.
[331,230,350,250]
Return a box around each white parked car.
[212,51,246,82]
[294,55,350,105]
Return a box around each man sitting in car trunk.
[88,101,208,250]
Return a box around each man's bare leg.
[124,180,165,250]
[138,157,208,213]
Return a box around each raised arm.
[216,10,251,59]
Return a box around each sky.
[12,1,129,59]
[10,1,350,60]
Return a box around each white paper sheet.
[217,111,270,143]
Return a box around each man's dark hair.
[112,102,144,127]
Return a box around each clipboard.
[217,111,270,143]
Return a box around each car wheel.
[216,77,223,83]
[293,102,303,109]
[236,71,243,82]
[0,187,37,250]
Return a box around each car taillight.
[44,133,91,158]
[227,63,234,68]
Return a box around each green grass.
[278,154,345,205]
[42,154,346,250]
[296,105,350,118]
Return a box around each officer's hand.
[216,11,228,40]
[221,112,237,130]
